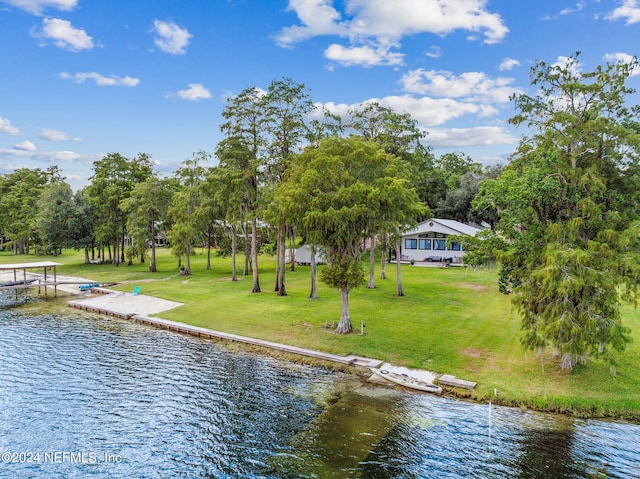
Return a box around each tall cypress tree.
[490,53,640,370]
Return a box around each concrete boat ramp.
[68,288,183,318]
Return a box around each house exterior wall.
[399,219,480,264]
[400,232,464,263]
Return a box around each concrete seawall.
[67,287,476,390]
[68,290,383,369]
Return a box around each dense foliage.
[1,55,638,352]
[478,53,640,370]
[273,136,424,333]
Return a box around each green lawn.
[3,248,639,419]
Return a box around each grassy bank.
[3,248,639,420]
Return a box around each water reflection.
[272,386,401,478]
[513,417,579,479]
[0,295,638,478]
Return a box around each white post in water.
[488,401,493,456]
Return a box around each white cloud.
[499,58,520,71]
[168,83,212,101]
[314,101,352,118]
[346,0,508,43]
[552,55,582,74]
[322,95,495,127]
[325,42,404,67]
[64,173,84,181]
[275,0,508,67]
[32,18,93,51]
[320,97,516,147]
[60,72,140,87]
[560,1,587,16]
[603,52,640,76]
[281,0,509,43]
[2,0,76,15]
[381,95,496,125]
[0,162,29,173]
[0,148,35,158]
[153,20,192,55]
[606,0,640,24]
[541,2,587,21]
[275,0,347,46]
[399,69,521,104]
[0,117,21,136]
[425,46,441,59]
[0,147,82,161]
[39,128,80,141]
[45,150,82,161]
[14,140,36,151]
[424,126,519,148]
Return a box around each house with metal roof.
[399,218,482,265]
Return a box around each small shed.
[287,245,326,265]
[400,219,481,264]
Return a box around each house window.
[433,239,446,250]
[405,238,417,249]
[419,239,431,250]
[448,242,461,251]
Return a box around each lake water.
[0,293,639,478]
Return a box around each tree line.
[0,78,496,332]
[1,55,639,370]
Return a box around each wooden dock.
[0,261,63,296]
[437,374,477,389]
[0,261,118,298]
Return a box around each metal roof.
[403,218,482,237]
[0,261,63,271]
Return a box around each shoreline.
[64,285,638,422]
[4,268,639,422]
[67,286,456,389]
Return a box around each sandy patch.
[463,348,490,358]
[455,282,490,292]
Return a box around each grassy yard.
[3,247,639,419]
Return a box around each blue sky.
[1,0,639,190]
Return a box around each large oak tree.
[275,136,424,334]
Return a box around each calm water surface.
[0,293,638,478]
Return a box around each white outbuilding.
[287,244,326,265]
